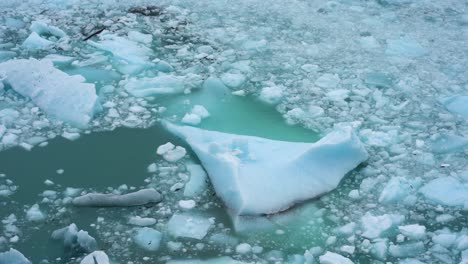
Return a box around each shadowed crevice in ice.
[164,122,369,215]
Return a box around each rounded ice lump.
[164,122,368,215]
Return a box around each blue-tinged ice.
[0,248,31,264]
[164,122,368,215]
[184,164,208,197]
[133,227,162,251]
[167,257,245,264]
[0,59,101,128]
[430,134,468,154]
[440,95,468,119]
[80,251,110,264]
[385,39,426,57]
[124,74,201,98]
[419,177,468,207]
[167,213,212,240]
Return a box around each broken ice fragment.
[0,248,31,264]
[430,134,468,153]
[167,213,212,240]
[52,224,97,253]
[184,164,208,197]
[167,257,245,264]
[156,142,186,162]
[419,177,468,207]
[164,122,368,215]
[72,188,162,207]
[80,251,110,264]
[133,227,162,251]
[319,251,354,264]
[385,39,426,57]
[26,204,46,222]
[0,59,101,128]
[440,95,468,119]
[361,213,404,239]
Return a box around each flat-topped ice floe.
[72,188,162,207]
[0,59,101,128]
[164,122,368,215]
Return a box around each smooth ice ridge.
[72,188,162,207]
[0,59,100,128]
[164,122,368,215]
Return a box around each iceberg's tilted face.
[164,122,368,215]
[0,59,100,128]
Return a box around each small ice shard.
[0,248,31,264]
[388,242,425,258]
[167,213,212,240]
[156,142,186,162]
[385,39,426,57]
[88,34,152,74]
[179,199,196,209]
[52,224,97,253]
[133,227,162,251]
[0,59,101,128]
[30,21,66,39]
[419,177,468,207]
[164,122,368,215]
[124,75,186,97]
[319,251,354,264]
[72,188,162,207]
[235,243,252,254]
[430,134,468,153]
[182,113,201,125]
[80,251,110,264]
[440,95,468,119]
[128,216,156,226]
[22,32,54,50]
[398,224,426,240]
[26,204,46,222]
[361,213,404,239]
[379,177,421,204]
[167,257,244,264]
[184,164,208,197]
[259,86,283,104]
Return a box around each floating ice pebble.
[167,213,212,240]
[124,75,185,97]
[259,86,283,104]
[72,188,162,207]
[315,73,340,89]
[128,216,157,227]
[220,72,246,89]
[80,251,109,264]
[388,242,425,258]
[0,248,31,264]
[128,31,153,44]
[133,227,162,251]
[319,251,354,264]
[440,95,468,119]
[235,243,252,254]
[385,38,426,57]
[398,224,426,240]
[179,199,196,209]
[361,213,404,239]
[419,177,468,207]
[184,164,208,197]
[379,177,421,204]
[0,59,101,128]
[22,32,54,50]
[26,204,45,222]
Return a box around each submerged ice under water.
[0,0,467,263]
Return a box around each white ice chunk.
[52,224,97,253]
[26,204,45,222]
[22,32,54,50]
[167,213,212,240]
[388,242,425,258]
[379,177,421,204]
[361,213,404,239]
[0,59,100,128]
[77,230,98,253]
[30,21,66,39]
[80,251,109,264]
[182,113,202,125]
[319,251,354,264]
[167,257,244,264]
[386,39,426,57]
[398,224,426,240]
[88,34,152,74]
[124,75,186,98]
[133,227,162,251]
[430,134,468,153]
[179,199,196,209]
[259,86,283,104]
[235,243,252,254]
[184,164,208,197]
[157,142,175,155]
[440,95,468,119]
[192,105,210,119]
[419,177,468,207]
[128,31,153,44]
[72,188,162,207]
[164,122,368,215]
[315,74,340,89]
[220,73,246,89]
[157,143,186,162]
[0,248,31,264]
[128,216,156,227]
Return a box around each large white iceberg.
[164,122,368,215]
[0,59,101,128]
